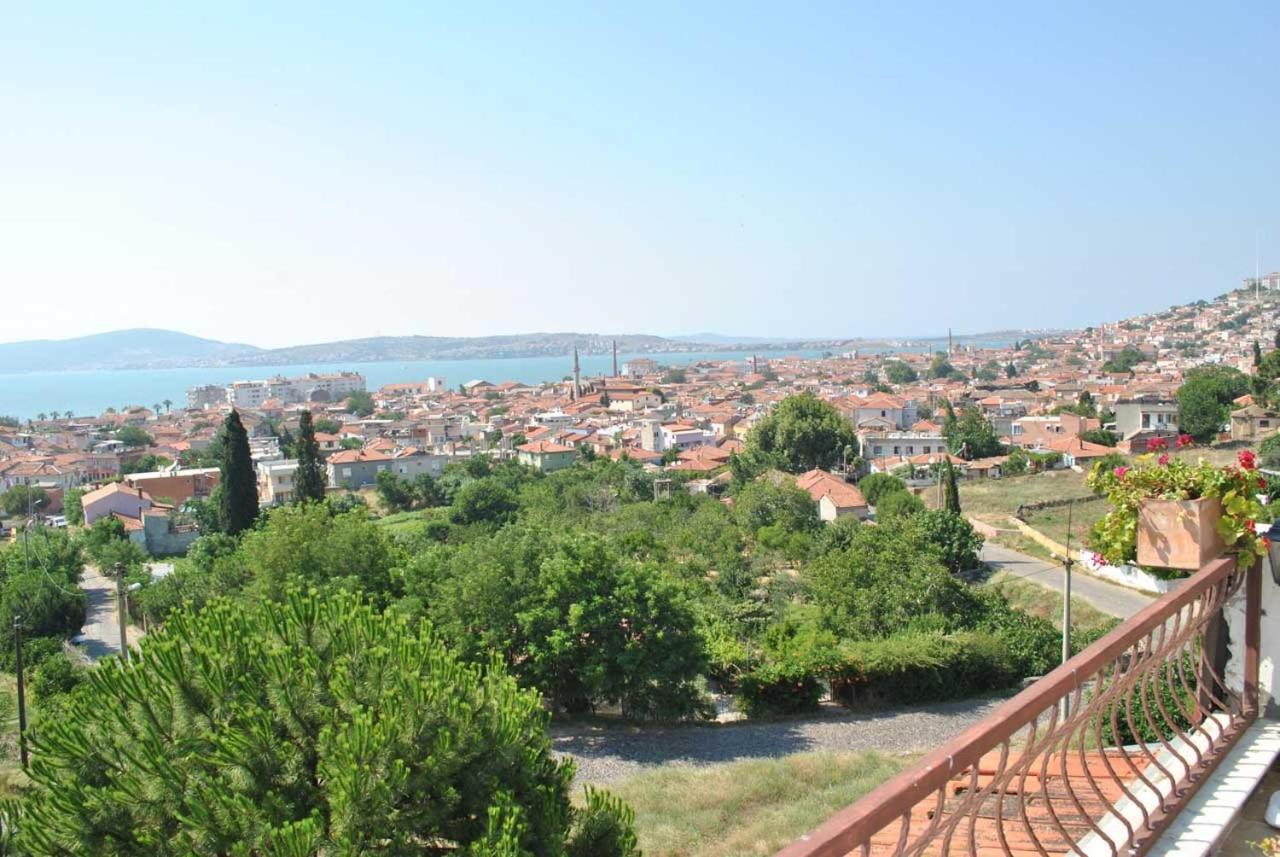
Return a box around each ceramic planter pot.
[1136,496,1225,570]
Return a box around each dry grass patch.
[600,751,908,857]
[986,571,1115,634]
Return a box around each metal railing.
[777,555,1261,857]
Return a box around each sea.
[0,350,820,421]
[0,333,1028,421]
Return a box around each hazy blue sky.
[3,2,1277,348]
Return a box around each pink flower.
[1146,437,1169,452]
[1114,466,1129,479]
[1239,449,1258,471]
[1158,453,1170,466]
[1177,434,1193,449]
[1092,552,1105,566]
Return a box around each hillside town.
[3,284,1279,547]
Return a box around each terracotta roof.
[795,468,868,509]
[517,441,576,454]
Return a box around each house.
[859,430,948,462]
[326,447,449,489]
[81,482,157,526]
[258,460,300,506]
[849,393,918,430]
[1230,404,1280,442]
[794,469,869,522]
[516,441,578,473]
[326,448,393,489]
[1042,435,1118,468]
[1113,398,1179,441]
[122,467,220,506]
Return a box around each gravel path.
[553,695,1009,784]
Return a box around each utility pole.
[1059,501,1075,718]
[14,616,28,769]
[113,562,130,663]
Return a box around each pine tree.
[218,409,259,535]
[10,591,638,854]
[293,411,327,504]
[942,457,962,515]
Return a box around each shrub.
[858,473,906,506]
[832,632,1019,707]
[874,490,925,520]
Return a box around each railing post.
[1245,556,1262,718]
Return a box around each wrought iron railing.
[777,555,1261,857]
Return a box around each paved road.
[77,567,142,661]
[554,695,1009,784]
[981,542,1154,618]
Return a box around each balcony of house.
[775,550,1280,857]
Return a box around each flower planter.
[1136,496,1225,570]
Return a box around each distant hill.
[237,333,700,365]
[0,326,1053,373]
[0,329,262,372]
[668,332,783,345]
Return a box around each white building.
[258,460,299,506]
[198,372,367,409]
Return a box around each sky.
[2,2,1278,348]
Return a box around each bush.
[874,490,924,520]
[858,473,906,506]
[832,632,1020,707]
[31,651,85,701]
[737,662,826,717]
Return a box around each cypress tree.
[1254,341,1264,369]
[293,410,327,504]
[218,409,259,535]
[942,457,962,515]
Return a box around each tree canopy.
[1176,365,1249,442]
[293,411,328,504]
[14,590,637,855]
[218,409,260,536]
[745,392,858,473]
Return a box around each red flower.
[1114,466,1129,479]
[1146,437,1169,452]
[1239,449,1258,470]
[1158,453,1170,466]
[1177,434,1193,449]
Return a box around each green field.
[600,751,908,857]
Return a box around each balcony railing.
[777,555,1261,857]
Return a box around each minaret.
[947,328,953,357]
[572,348,582,401]
[612,340,618,377]
[752,354,758,374]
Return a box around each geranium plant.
[1086,448,1271,571]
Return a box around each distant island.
[0,327,1056,373]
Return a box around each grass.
[986,571,1116,635]
[989,530,1058,563]
[0,673,26,798]
[1022,499,1107,553]
[949,469,1095,521]
[374,507,447,534]
[597,751,909,857]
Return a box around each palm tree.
[153,403,162,415]
[163,399,173,413]
[65,410,74,420]
[37,412,47,421]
